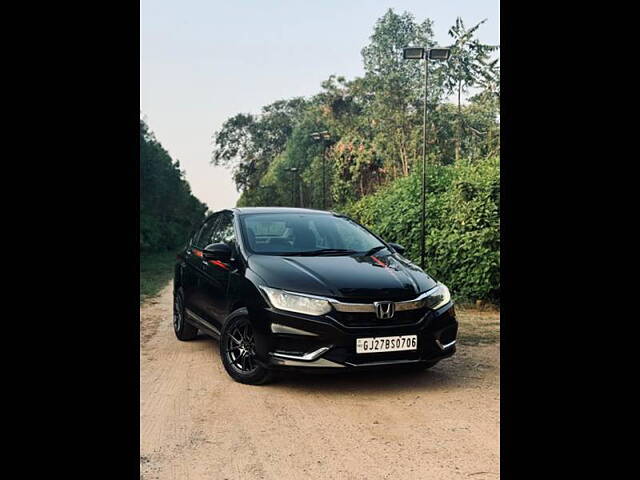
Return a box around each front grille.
[330,307,429,328]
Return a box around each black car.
[173,207,457,385]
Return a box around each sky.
[140,0,499,211]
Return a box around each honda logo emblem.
[374,301,395,319]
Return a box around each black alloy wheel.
[220,309,273,385]
[225,319,258,374]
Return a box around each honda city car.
[173,207,457,384]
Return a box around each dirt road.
[140,282,500,480]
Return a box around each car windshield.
[239,213,386,256]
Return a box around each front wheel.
[220,309,272,385]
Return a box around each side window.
[194,215,220,249]
[212,212,236,246]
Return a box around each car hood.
[247,251,437,301]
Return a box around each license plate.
[356,335,418,354]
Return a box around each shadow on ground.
[189,332,495,396]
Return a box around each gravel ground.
[140,282,500,480]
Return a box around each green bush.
[343,156,499,302]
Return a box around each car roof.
[231,207,335,216]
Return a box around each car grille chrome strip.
[329,301,376,313]
[329,289,434,313]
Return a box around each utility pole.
[310,131,331,210]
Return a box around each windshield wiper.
[363,245,387,256]
[287,248,358,256]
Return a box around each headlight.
[260,287,332,316]
[423,283,451,310]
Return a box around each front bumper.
[250,302,458,372]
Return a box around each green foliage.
[140,251,177,304]
[140,119,208,252]
[443,17,500,162]
[344,156,499,302]
[211,98,308,191]
[443,18,499,100]
[211,9,500,300]
[360,9,444,177]
[216,10,498,208]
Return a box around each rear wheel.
[173,287,198,341]
[220,309,272,385]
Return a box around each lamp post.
[403,46,450,269]
[310,131,331,210]
[284,167,298,207]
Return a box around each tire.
[220,308,273,385]
[173,287,198,341]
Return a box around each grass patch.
[455,307,500,345]
[140,251,176,304]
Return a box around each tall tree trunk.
[455,80,462,162]
[398,124,409,176]
[394,127,409,177]
[487,126,493,157]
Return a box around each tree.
[211,11,500,218]
[443,18,499,162]
[360,9,441,177]
[211,98,308,192]
[140,118,208,251]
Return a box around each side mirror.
[388,242,406,255]
[202,242,232,261]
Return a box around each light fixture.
[428,48,451,60]
[403,47,425,59]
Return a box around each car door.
[178,229,200,310]
[184,214,221,320]
[198,211,236,330]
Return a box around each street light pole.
[322,151,326,209]
[310,131,331,210]
[403,46,450,269]
[421,56,428,270]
